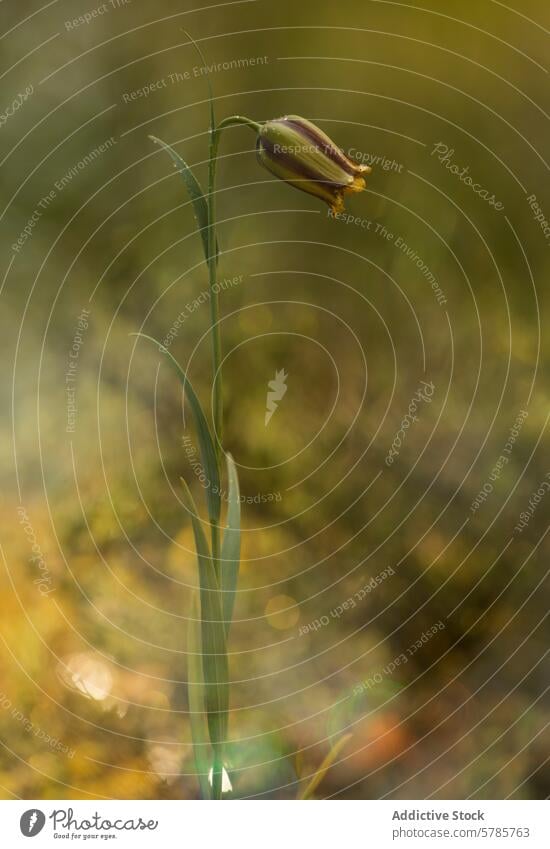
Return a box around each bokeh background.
[1,0,549,799]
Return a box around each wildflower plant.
[135,38,371,800]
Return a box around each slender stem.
[208,132,223,468]
[216,115,261,133]
[207,114,261,449]
[207,121,223,802]
[206,114,259,800]
[207,114,259,569]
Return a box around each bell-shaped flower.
[256,115,371,213]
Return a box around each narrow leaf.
[180,478,228,756]
[181,32,216,265]
[187,591,211,800]
[298,734,352,800]
[221,453,241,636]
[132,333,221,526]
[150,134,212,265]
[181,30,216,137]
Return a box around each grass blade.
[150,135,212,265]
[181,30,216,138]
[298,734,352,800]
[180,478,228,773]
[221,453,241,636]
[131,333,221,526]
[187,591,211,799]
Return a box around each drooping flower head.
[256,115,371,213]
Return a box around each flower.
[256,115,371,213]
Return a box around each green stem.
[207,136,222,469]
[207,130,222,800]
[207,114,260,457]
[206,113,259,800]
[207,114,259,573]
[216,115,261,134]
[207,126,222,800]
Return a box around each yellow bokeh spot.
[264,594,299,630]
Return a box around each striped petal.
[256,116,371,212]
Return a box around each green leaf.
[181,30,216,137]
[187,591,211,800]
[298,734,352,800]
[131,333,221,526]
[150,135,218,265]
[180,478,228,763]
[221,453,241,636]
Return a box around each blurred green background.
[0,0,549,799]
